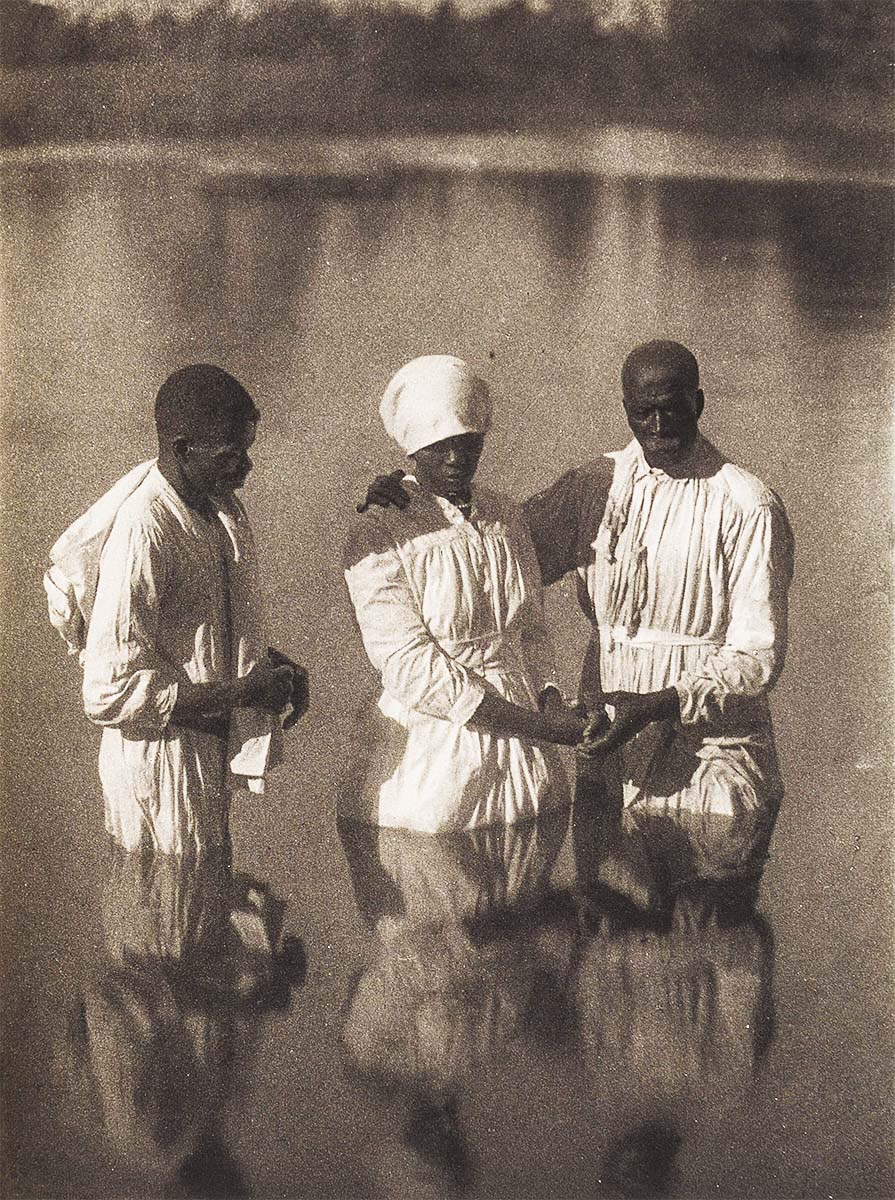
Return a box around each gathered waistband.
[606,625,722,649]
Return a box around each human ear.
[172,435,191,465]
[694,389,705,420]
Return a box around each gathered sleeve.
[82,515,179,734]
[522,459,613,586]
[343,518,487,725]
[675,496,794,726]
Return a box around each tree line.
[1,0,890,146]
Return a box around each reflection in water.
[339,811,574,1194]
[572,800,775,1198]
[186,195,324,355]
[779,184,894,325]
[64,847,305,1197]
[338,801,775,1198]
[655,177,893,326]
[573,767,777,916]
[507,170,601,268]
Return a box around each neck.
[639,435,701,476]
[406,474,472,505]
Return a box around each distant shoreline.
[1,125,890,188]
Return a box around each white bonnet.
[379,355,492,456]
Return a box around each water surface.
[2,160,892,1198]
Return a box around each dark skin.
[361,431,585,748]
[360,345,707,756]
[157,410,309,738]
[577,348,701,755]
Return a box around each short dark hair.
[154,364,258,440]
[621,340,699,397]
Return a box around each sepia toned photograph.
[1,1,892,1197]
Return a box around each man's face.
[411,432,485,499]
[178,414,259,499]
[623,364,703,470]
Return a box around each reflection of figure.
[573,779,774,913]
[45,365,308,854]
[66,846,305,1197]
[343,355,581,832]
[572,828,775,1199]
[360,341,794,883]
[339,810,575,1193]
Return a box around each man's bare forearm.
[468,690,584,746]
[171,678,250,724]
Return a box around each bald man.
[361,342,794,895]
[47,365,308,855]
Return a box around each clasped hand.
[243,648,310,730]
[576,688,680,758]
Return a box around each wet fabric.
[343,481,570,831]
[523,436,793,848]
[69,464,281,855]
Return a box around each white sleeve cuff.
[446,681,488,726]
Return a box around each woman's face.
[411,433,485,499]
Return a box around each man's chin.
[641,439,692,470]
[212,479,247,496]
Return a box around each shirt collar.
[151,463,242,537]
[626,435,709,483]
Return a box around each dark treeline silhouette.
[1,0,891,148]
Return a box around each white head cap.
[379,355,492,456]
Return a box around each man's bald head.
[621,340,699,400]
[154,364,258,443]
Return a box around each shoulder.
[472,483,517,519]
[343,491,441,569]
[715,460,784,518]
[526,456,615,509]
[109,471,171,546]
[574,455,618,489]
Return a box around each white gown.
[52,464,280,855]
[524,437,793,862]
[342,480,570,831]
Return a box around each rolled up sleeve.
[675,498,794,726]
[344,521,486,724]
[82,517,179,733]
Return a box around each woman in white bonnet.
[342,354,586,832]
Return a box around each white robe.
[524,437,793,864]
[342,481,570,832]
[47,464,280,855]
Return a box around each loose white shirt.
[524,437,793,831]
[343,481,570,831]
[77,466,279,854]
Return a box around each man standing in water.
[361,341,794,886]
[45,364,309,855]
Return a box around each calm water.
[2,158,893,1199]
